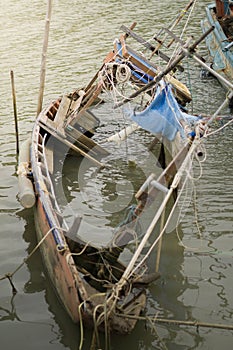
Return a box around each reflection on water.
[0,0,233,349]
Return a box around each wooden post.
[37,0,52,116]
[155,206,165,272]
[10,70,19,155]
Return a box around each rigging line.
[192,181,203,238]
[100,67,129,104]
[102,65,145,103]
[151,0,196,58]
[93,302,109,334]
[179,0,198,40]
[175,151,205,247]
[175,183,204,250]
[78,302,84,350]
[176,172,212,250]
[66,241,93,258]
[204,118,233,137]
[179,154,203,234]
[166,0,198,68]
[129,160,193,278]
[78,292,106,350]
[0,225,65,283]
[196,142,207,163]
[113,142,198,286]
[100,45,133,102]
[183,60,194,113]
[184,145,204,182]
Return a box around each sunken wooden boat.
[23,97,151,334]
[201,0,233,107]
[17,24,215,337]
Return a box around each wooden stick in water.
[10,70,19,155]
[155,205,165,273]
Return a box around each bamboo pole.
[155,206,165,272]
[182,48,233,91]
[113,140,198,296]
[10,70,19,155]
[37,0,52,116]
[115,182,176,289]
[115,313,233,331]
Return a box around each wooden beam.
[38,121,105,168]
[120,24,184,72]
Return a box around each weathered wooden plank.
[38,121,105,167]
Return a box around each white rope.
[205,118,233,137]
[129,157,194,276]
[166,0,198,68]
[110,140,198,294]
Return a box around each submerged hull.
[33,196,146,332]
[17,22,211,340]
[29,96,147,335]
[34,199,81,323]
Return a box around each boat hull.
[34,198,81,323]
[201,3,233,91]
[29,100,147,334]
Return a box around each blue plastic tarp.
[130,83,197,141]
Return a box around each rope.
[166,0,198,69]
[78,292,106,350]
[174,117,232,251]
[0,225,65,293]
[130,158,193,276]
[106,141,198,301]
[204,117,233,137]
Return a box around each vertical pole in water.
[155,205,166,273]
[10,70,19,155]
[37,0,52,116]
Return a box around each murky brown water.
[0,1,232,349]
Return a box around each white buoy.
[104,123,140,143]
[17,138,36,208]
